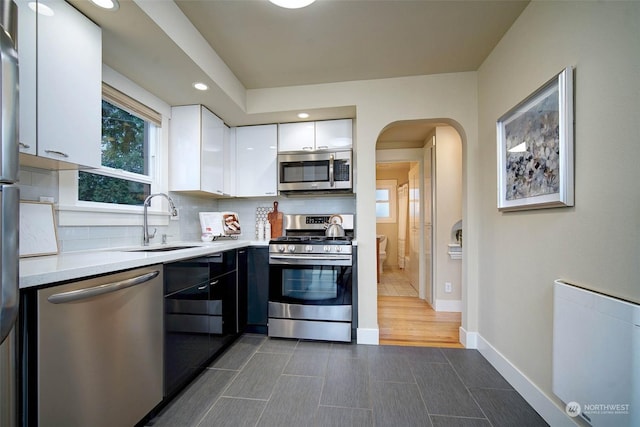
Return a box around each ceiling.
[67,0,529,144]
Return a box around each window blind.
[102,83,162,126]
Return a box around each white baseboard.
[434,299,462,312]
[476,334,578,427]
[356,328,379,345]
[459,327,477,349]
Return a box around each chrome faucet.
[143,193,178,246]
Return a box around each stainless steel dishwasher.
[36,265,163,427]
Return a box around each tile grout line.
[252,339,296,427]
[196,337,267,427]
[442,350,495,427]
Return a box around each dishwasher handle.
[47,270,160,304]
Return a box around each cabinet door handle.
[317,145,329,150]
[210,280,219,286]
[198,285,207,290]
[44,149,69,158]
[302,146,313,151]
[19,142,30,149]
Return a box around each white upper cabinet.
[277,119,352,152]
[223,126,236,196]
[235,124,278,197]
[35,0,102,168]
[278,122,315,152]
[169,105,225,196]
[315,119,353,150]
[16,0,36,155]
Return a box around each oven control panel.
[269,243,353,255]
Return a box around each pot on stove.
[325,214,346,238]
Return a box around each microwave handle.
[329,153,334,187]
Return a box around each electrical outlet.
[170,208,180,221]
[445,282,452,293]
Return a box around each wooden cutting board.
[267,201,283,238]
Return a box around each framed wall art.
[496,66,574,211]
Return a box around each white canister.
[264,221,271,240]
[257,220,265,240]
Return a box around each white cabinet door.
[169,105,200,191]
[169,105,225,196]
[37,0,101,168]
[235,125,278,197]
[315,119,353,150]
[278,122,315,152]
[16,0,36,155]
[200,108,224,195]
[223,126,236,196]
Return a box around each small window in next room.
[77,84,161,206]
[376,180,397,223]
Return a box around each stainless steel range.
[268,214,354,342]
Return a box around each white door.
[424,143,435,305]
[407,163,420,293]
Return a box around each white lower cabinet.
[235,124,278,197]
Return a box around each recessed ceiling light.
[90,0,119,11]
[28,2,54,16]
[269,0,316,9]
[193,82,209,91]
[297,112,310,119]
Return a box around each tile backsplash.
[18,165,356,252]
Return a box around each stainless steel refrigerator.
[0,0,20,426]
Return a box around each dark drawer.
[209,250,236,278]
[164,258,210,295]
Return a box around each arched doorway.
[375,119,463,347]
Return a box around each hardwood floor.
[377,268,463,348]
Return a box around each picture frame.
[496,66,574,211]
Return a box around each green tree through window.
[78,100,151,205]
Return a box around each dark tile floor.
[148,334,548,427]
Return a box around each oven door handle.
[269,255,352,266]
[269,255,351,261]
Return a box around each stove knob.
[335,246,342,253]
[278,245,286,252]
[288,245,296,253]
[305,245,313,252]
[323,245,331,253]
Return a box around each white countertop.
[19,239,268,289]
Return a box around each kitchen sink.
[125,245,199,253]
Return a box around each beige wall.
[249,73,479,340]
[477,0,639,412]
[434,126,462,302]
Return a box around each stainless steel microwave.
[278,150,353,193]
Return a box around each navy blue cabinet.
[246,247,269,334]
[163,250,240,398]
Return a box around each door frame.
[376,147,435,305]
